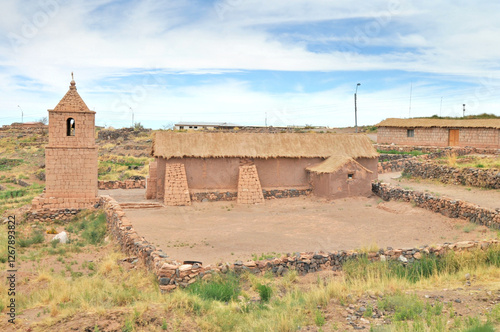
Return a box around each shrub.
[256,283,272,302]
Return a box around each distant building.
[377,118,500,148]
[174,122,240,130]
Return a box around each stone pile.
[98,179,146,190]
[403,160,500,189]
[372,182,500,228]
[237,165,265,204]
[163,163,191,206]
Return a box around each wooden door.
[448,129,459,146]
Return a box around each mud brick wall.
[403,160,500,189]
[372,182,500,228]
[145,161,157,199]
[237,165,265,204]
[98,180,146,190]
[377,127,500,148]
[45,146,98,199]
[164,163,191,206]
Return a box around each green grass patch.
[68,210,107,245]
[0,158,23,171]
[188,273,241,302]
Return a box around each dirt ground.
[379,172,500,210]
[101,189,497,266]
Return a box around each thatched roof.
[152,132,378,159]
[377,118,500,129]
[306,155,373,174]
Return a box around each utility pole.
[409,82,412,118]
[440,97,443,117]
[18,105,23,123]
[354,83,360,133]
[463,104,466,117]
[130,107,134,128]
[265,112,267,127]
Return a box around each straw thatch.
[306,155,373,174]
[152,132,378,159]
[377,118,500,129]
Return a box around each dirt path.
[106,190,497,265]
[379,172,500,210]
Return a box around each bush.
[18,229,45,248]
[256,283,272,302]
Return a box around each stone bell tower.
[33,74,99,209]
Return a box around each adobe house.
[306,155,373,199]
[377,118,500,148]
[32,76,99,210]
[146,132,378,205]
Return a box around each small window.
[179,126,184,129]
[347,173,354,180]
[407,129,414,137]
[66,118,75,136]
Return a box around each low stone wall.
[191,191,238,202]
[372,182,500,228]
[98,180,146,190]
[26,197,106,223]
[189,188,311,202]
[403,160,500,189]
[378,157,416,173]
[378,154,415,162]
[262,188,311,199]
[102,193,499,293]
[375,144,499,156]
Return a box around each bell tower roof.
[52,73,93,113]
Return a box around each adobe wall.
[310,163,372,199]
[157,157,377,192]
[45,147,98,199]
[48,112,96,147]
[377,127,500,148]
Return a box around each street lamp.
[18,105,23,123]
[354,83,361,133]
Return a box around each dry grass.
[153,132,378,159]
[306,155,374,174]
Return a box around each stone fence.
[378,157,417,174]
[101,193,499,292]
[375,144,499,156]
[98,180,146,190]
[372,182,500,228]
[402,160,500,189]
[189,188,312,202]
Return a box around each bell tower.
[36,74,99,209]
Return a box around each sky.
[0,0,499,129]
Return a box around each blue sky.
[1,0,499,128]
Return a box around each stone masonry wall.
[189,188,311,202]
[403,160,500,189]
[102,195,499,293]
[98,180,146,190]
[372,182,500,228]
[164,163,191,206]
[375,144,499,156]
[237,165,265,204]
